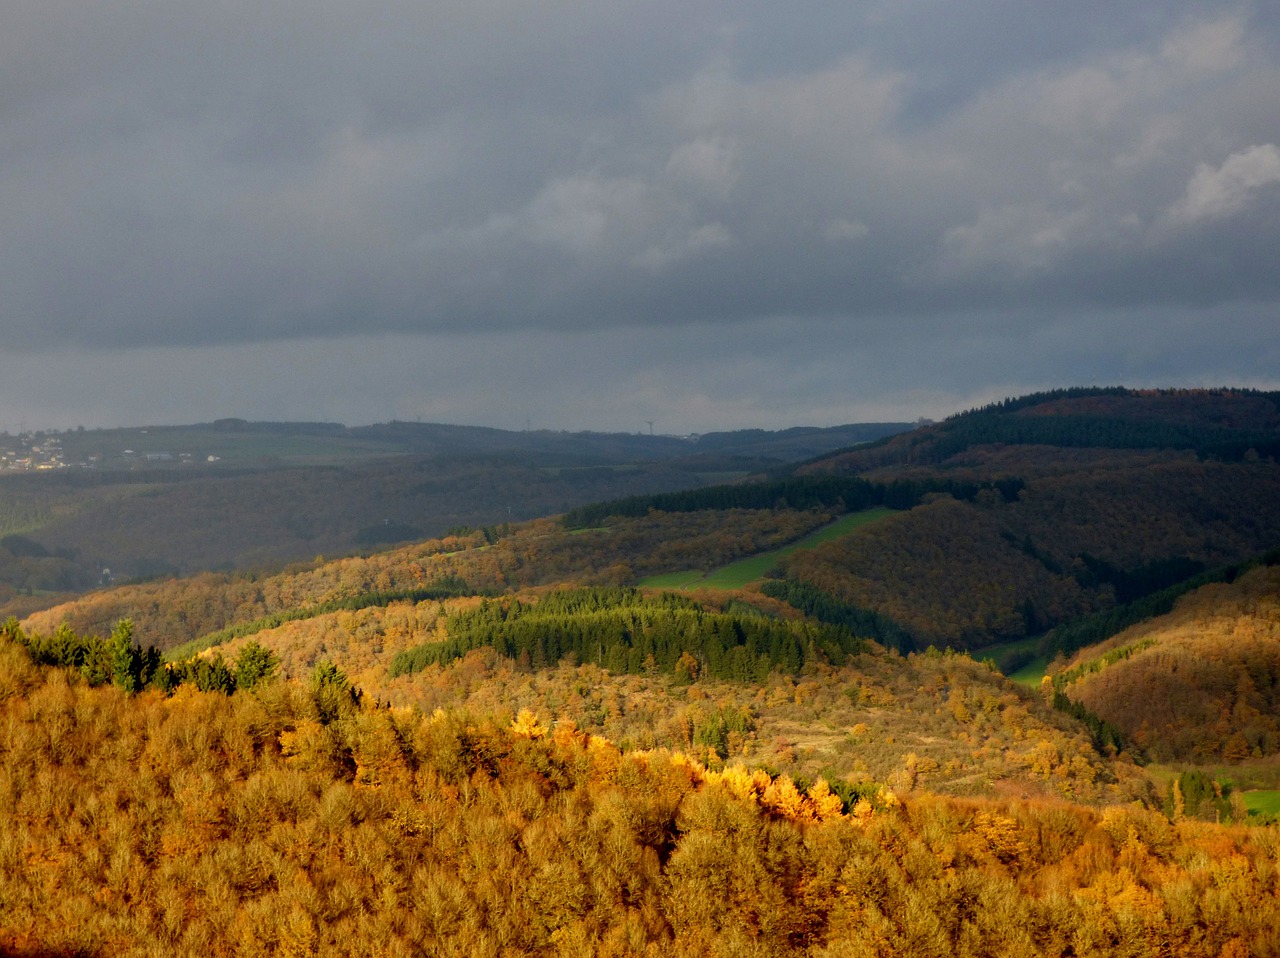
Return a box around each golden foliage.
[1064,566,1280,762]
[21,508,829,652]
[510,708,548,740]
[2,647,1280,957]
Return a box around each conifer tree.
[234,639,278,690]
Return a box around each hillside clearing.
[638,508,896,591]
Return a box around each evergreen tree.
[109,619,141,693]
[311,660,361,724]
[234,639,278,690]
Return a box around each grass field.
[639,570,707,589]
[639,508,896,591]
[1007,658,1049,686]
[963,634,1049,687]
[1244,790,1280,817]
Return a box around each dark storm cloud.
[0,2,1277,429]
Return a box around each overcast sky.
[2,1,1278,433]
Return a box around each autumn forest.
[3,388,1280,957]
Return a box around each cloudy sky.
[2,1,1278,433]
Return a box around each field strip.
[639,507,895,591]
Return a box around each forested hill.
[744,388,1280,652]
[16,388,1280,661]
[805,387,1280,475]
[6,625,1280,957]
[1054,562,1280,764]
[7,391,1280,955]
[0,419,909,614]
[542,389,1280,654]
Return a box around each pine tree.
[234,640,278,691]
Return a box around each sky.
[2,1,1278,434]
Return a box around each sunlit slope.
[3,630,1280,957]
[305,617,1151,805]
[15,501,1152,804]
[21,509,834,651]
[1057,565,1280,763]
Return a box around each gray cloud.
[0,2,1277,427]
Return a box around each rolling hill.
[1056,563,1280,764]
[5,630,1278,957]
[766,388,1280,651]
[0,419,909,615]
[5,388,1280,954]
[13,386,1280,795]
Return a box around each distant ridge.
[803,387,1280,474]
[0,417,913,611]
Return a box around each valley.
[3,387,1280,955]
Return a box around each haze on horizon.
[2,2,1278,434]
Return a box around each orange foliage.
[1065,566,1280,761]
[4,646,1280,957]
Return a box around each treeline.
[562,474,1025,528]
[389,587,863,682]
[928,412,1280,464]
[912,386,1280,465]
[955,386,1135,417]
[4,617,166,694]
[165,576,477,660]
[821,387,1280,470]
[1051,689,1127,757]
[958,385,1280,418]
[1040,547,1280,661]
[758,578,916,653]
[1045,636,1154,759]
[2,616,279,696]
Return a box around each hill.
[7,389,1280,952]
[772,457,1280,650]
[759,388,1280,651]
[14,498,1155,805]
[20,510,834,651]
[1055,564,1280,764]
[811,386,1280,475]
[0,419,908,614]
[19,388,1280,781]
[4,623,1280,957]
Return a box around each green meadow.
[969,634,1050,686]
[1244,790,1280,818]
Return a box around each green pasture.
[639,508,895,591]
[969,634,1050,687]
[1007,658,1049,686]
[640,570,708,589]
[1244,790,1280,818]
